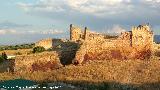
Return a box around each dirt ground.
[0,45,160,90]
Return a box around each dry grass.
[0,49,32,55]
[1,57,160,89]
[0,44,160,89]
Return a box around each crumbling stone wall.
[14,40,79,72]
[73,24,154,64]
[70,24,105,42]
[14,52,62,72]
[35,38,65,50]
[14,24,154,70]
[70,24,83,41]
[132,25,153,50]
[35,38,53,49]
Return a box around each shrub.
[32,46,45,53]
[0,52,7,63]
[0,43,35,51]
[155,51,160,57]
[15,52,22,55]
[27,51,33,55]
[0,56,5,63]
[2,52,7,60]
[47,48,53,51]
[104,34,118,39]
[56,45,61,49]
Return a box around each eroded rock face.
[15,52,62,72]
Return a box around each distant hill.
[154,35,160,44]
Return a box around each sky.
[0,0,160,45]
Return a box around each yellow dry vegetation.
[0,49,32,55]
[1,57,160,89]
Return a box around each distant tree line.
[0,43,35,51]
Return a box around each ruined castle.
[70,24,105,42]
[70,24,153,47]
[71,24,154,64]
[14,24,154,72]
[35,24,154,64]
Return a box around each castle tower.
[70,24,82,41]
[70,24,73,40]
[84,27,90,40]
[131,24,153,50]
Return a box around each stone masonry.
[35,38,53,50]
[35,38,64,50]
[70,24,105,42]
[15,52,62,72]
[73,24,154,64]
[14,24,154,72]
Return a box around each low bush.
[0,52,7,63]
[1,52,7,60]
[155,51,160,57]
[104,34,118,39]
[0,56,5,63]
[0,43,35,51]
[32,46,45,53]
[15,52,22,55]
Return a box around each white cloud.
[18,0,66,12]
[66,0,132,15]
[17,0,160,17]
[0,29,64,35]
[0,29,17,35]
[41,29,64,34]
[17,3,30,12]
[17,0,160,33]
[18,0,132,16]
[29,29,64,34]
[145,0,160,3]
[0,30,7,34]
[105,25,126,34]
[0,21,31,29]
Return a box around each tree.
[2,52,7,60]
[15,52,22,55]
[32,46,45,53]
[0,56,4,63]
[0,52,7,63]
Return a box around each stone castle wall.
[35,38,53,49]
[132,25,154,50]
[70,24,105,42]
[73,24,154,64]
[35,38,64,50]
[70,24,83,41]
[14,40,79,72]
[13,24,154,72]
[14,52,62,72]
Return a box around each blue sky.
[0,0,160,45]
